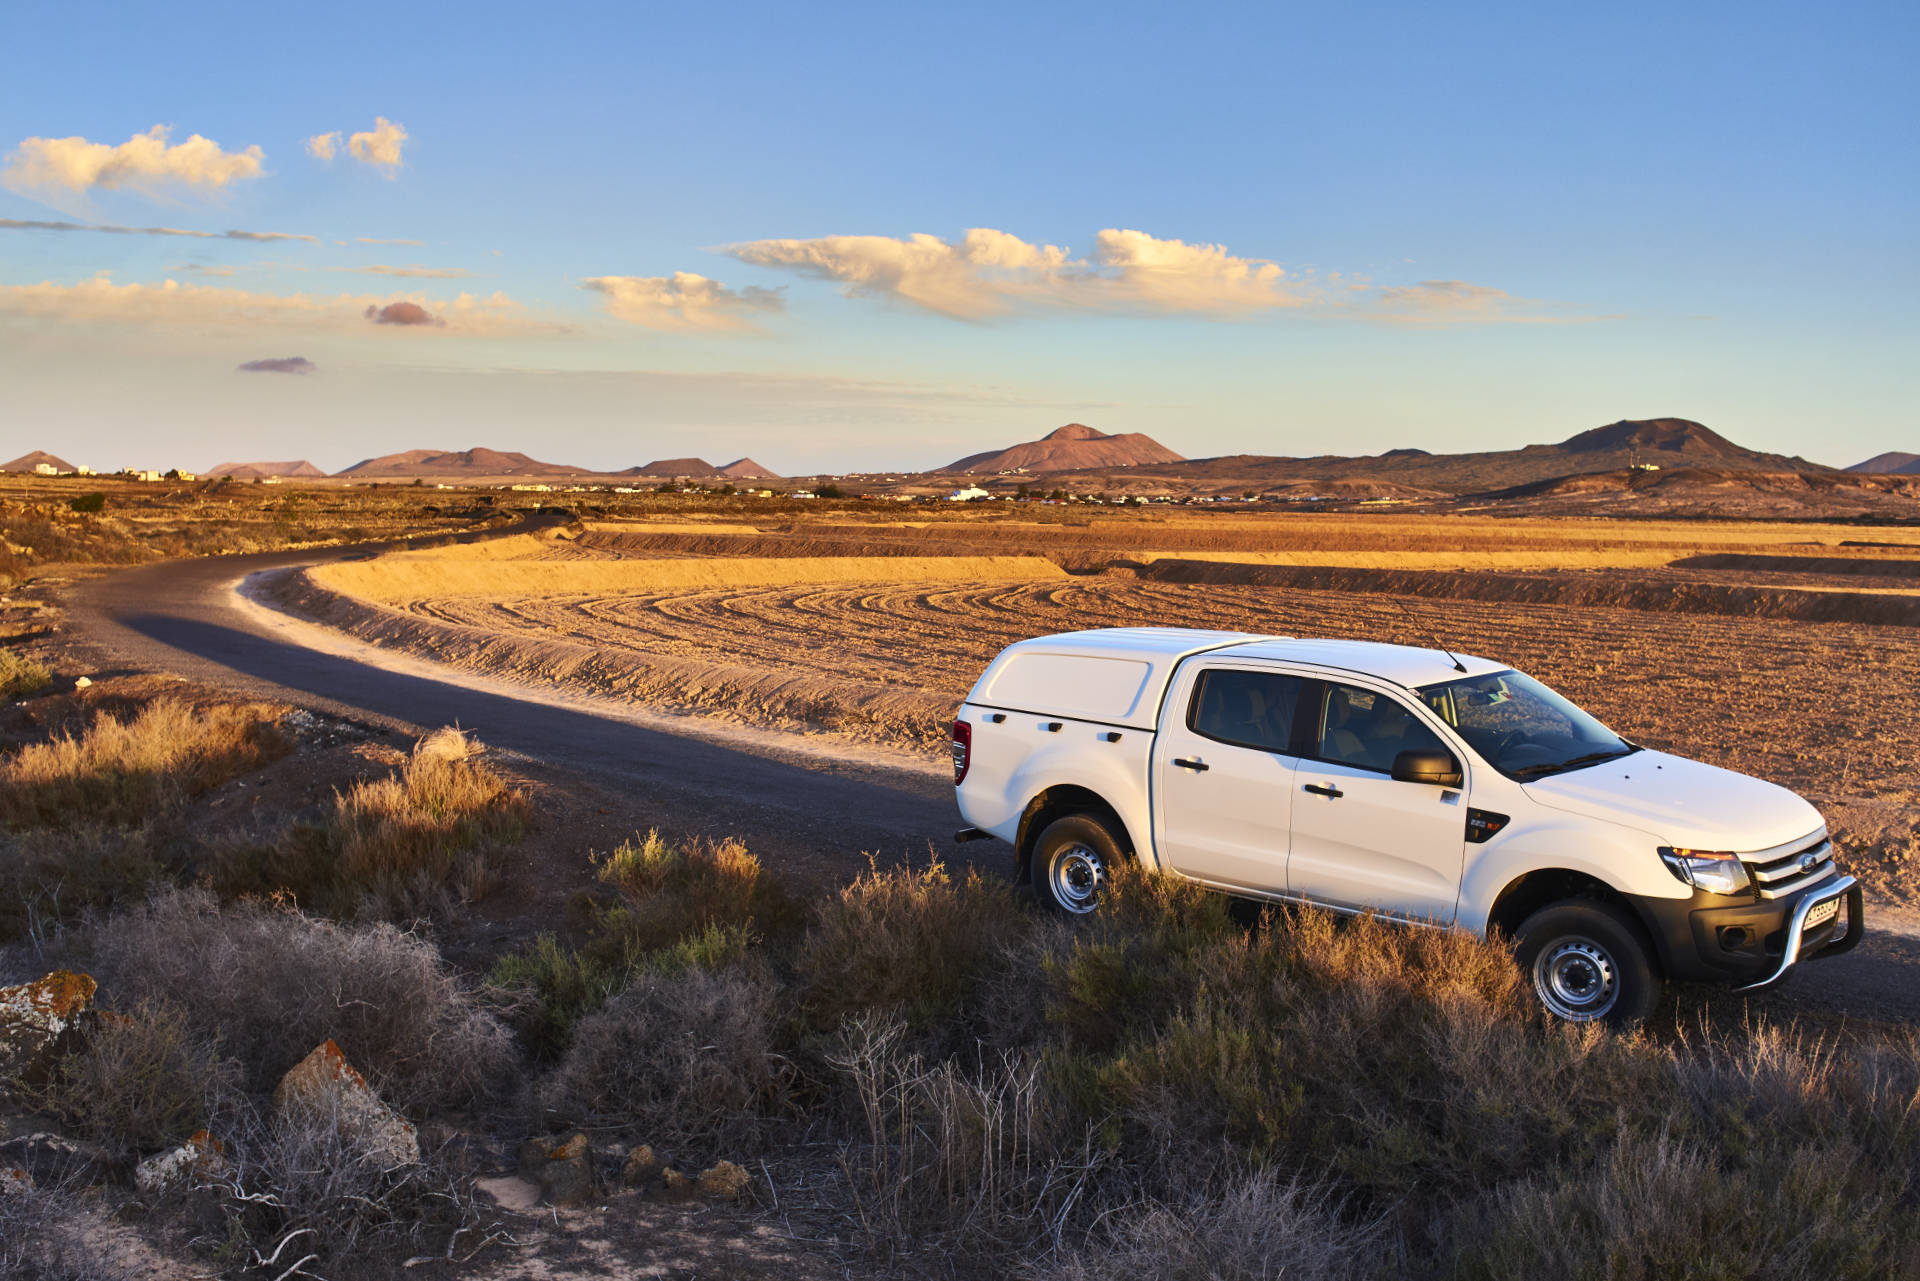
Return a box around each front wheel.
[1512,900,1658,1027]
[1031,814,1126,915]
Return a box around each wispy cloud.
[355,236,423,246]
[331,264,472,279]
[348,117,407,174]
[3,125,264,197]
[238,356,316,374]
[581,272,784,332]
[0,218,317,243]
[305,131,341,161]
[727,226,1598,326]
[0,275,555,337]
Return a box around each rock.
[73,676,92,689]
[474,1174,540,1213]
[658,1166,695,1200]
[133,1129,226,1196]
[273,1040,419,1167]
[620,1144,662,1188]
[0,1130,116,1189]
[0,971,97,1089]
[517,1131,595,1206]
[0,1166,30,1196]
[696,1160,752,1202]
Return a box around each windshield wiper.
[1511,746,1638,779]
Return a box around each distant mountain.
[942,424,1186,474]
[1850,451,1920,475]
[1038,418,1827,495]
[3,450,76,473]
[717,457,779,480]
[623,458,718,478]
[335,448,581,478]
[207,460,327,479]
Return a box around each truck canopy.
[964,627,1270,730]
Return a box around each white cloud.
[724,227,1303,318]
[306,131,341,161]
[582,272,783,332]
[0,275,555,337]
[1369,279,1607,326]
[2,125,264,197]
[356,236,423,246]
[348,117,407,174]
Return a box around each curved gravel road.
[62,541,1920,1028]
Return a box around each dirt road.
[61,544,1920,1029]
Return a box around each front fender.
[1458,815,1685,935]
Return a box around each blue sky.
[1,0,1913,473]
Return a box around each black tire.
[1031,814,1126,915]
[1512,900,1658,1027]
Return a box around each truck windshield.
[1418,670,1635,780]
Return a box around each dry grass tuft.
[0,698,288,828]
[0,646,51,700]
[33,999,238,1156]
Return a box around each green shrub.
[67,492,105,514]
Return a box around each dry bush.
[75,888,513,1113]
[199,1098,505,1279]
[0,1180,145,1281]
[0,645,51,700]
[0,698,288,828]
[0,824,166,943]
[828,1017,1093,1257]
[1460,1132,1904,1281]
[533,962,789,1143]
[795,859,1024,1041]
[1032,1170,1381,1281]
[34,999,238,1156]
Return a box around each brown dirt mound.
[1141,559,1920,627]
[1672,554,1920,578]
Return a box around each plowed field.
[268,513,1920,903]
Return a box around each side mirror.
[1392,749,1462,788]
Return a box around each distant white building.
[75,465,94,476]
[32,463,58,476]
[949,486,990,501]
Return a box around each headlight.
[1659,847,1751,896]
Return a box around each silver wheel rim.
[1533,936,1618,1021]
[1048,843,1105,914]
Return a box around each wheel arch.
[1015,785,1136,878]
[1486,867,1670,976]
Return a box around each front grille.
[1743,835,1836,900]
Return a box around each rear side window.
[1315,683,1447,772]
[1188,669,1302,753]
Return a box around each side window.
[1188,669,1302,754]
[1317,683,1447,772]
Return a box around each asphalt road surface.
[61,542,1920,1028]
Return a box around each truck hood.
[1521,749,1822,851]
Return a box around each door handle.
[1172,757,1210,772]
[1303,783,1343,799]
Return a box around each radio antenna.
[1388,593,1467,673]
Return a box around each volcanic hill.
[207,460,327,479]
[2,450,77,473]
[1850,451,1920,476]
[941,424,1185,474]
[334,448,582,479]
[717,458,779,479]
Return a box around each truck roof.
[1213,637,1507,688]
[965,628,1510,730]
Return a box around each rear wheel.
[1031,814,1126,915]
[1512,900,1657,1027]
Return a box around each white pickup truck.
[950,627,1862,1023]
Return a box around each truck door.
[1151,665,1303,895]
[1285,679,1468,924]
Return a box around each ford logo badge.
[1801,854,1819,874]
